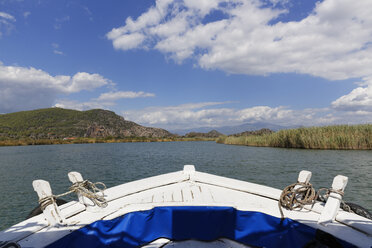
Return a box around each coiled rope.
[278,182,353,219]
[278,182,317,219]
[38,180,108,211]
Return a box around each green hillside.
[0,108,172,140]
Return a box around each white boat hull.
[0,165,371,247]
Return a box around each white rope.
[38,180,108,210]
[67,180,108,208]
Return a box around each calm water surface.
[0,141,371,230]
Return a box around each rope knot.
[38,195,57,211]
[328,188,345,197]
[68,180,108,208]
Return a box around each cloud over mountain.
[0,62,111,113]
[122,102,334,129]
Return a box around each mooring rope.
[39,196,57,211]
[278,182,353,219]
[38,180,108,210]
[278,182,317,219]
[67,180,108,208]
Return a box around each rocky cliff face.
[0,108,174,139]
[84,122,172,138]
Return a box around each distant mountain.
[184,130,223,138]
[171,122,291,135]
[0,108,173,139]
[230,128,274,137]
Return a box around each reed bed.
[216,124,372,150]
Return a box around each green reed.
[216,124,372,149]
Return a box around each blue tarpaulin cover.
[46,206,354,248]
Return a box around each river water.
[0,141,371,230]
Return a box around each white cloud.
[0,12,15,21]
[107,0,372,81]
[112,32,146,50]
[122,102,330,129]
[97,91,155,101]
[0,63,156,114]
[54,99,115,111]
[268,0,289,6]
[122,101,372,130]
[56,16,70,22]
[54,16,70,30]
[236,106,294,122]
[53,90,155,112]
[0,11,15,37]
[52,43,64,55]
[82,6,93,22]
[23,11,31,19]
[53,50,64,55]
[0,62,111,113]
[123,102,233,128]
[107,0,372,120]
[0,64,109,93]
[332,77,372,112]
[67,72,110,93]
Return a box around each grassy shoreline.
[0,137,216,147]
[2,124,372,150]
[217,124,372,150]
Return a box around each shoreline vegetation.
[0,137,216,146]
[0,124,371,150]
[217,124,372,150]
[1,108,371,149]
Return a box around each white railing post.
[297,170,312,184]
[68,172,89,206]
[183,165,196,181]
[32,180,65,226]
[294,170,312,204]
[68,171,103,212]
[318,175,348,225]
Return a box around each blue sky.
[1,0,372,130]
